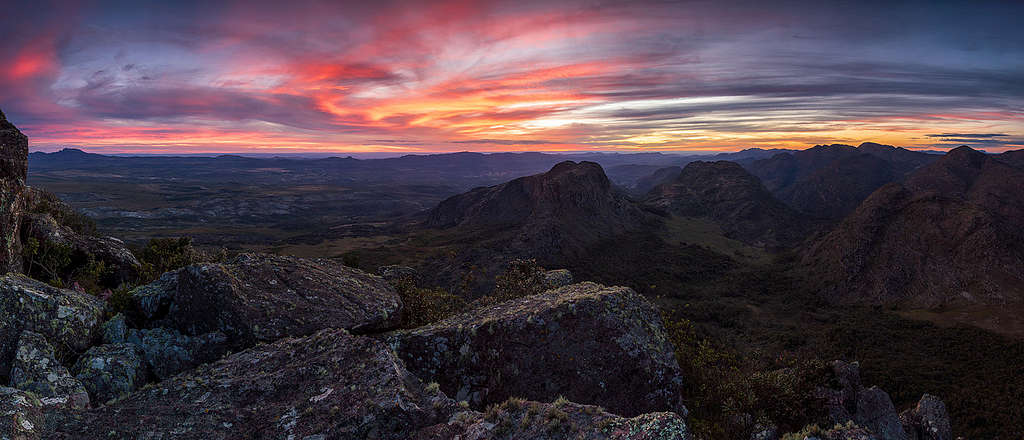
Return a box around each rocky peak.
[426,160,635,230]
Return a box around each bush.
[27,190,97,236]
[661,311,828,439]
[137,237,204,283]
[391,277,467,328]
[491,258,547,302]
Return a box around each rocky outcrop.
[123,327,228,380]
[387,282,687,417]
[816,361,951,440]
[1,109,28,274]
[0,274,106,380]
[415,399,690,440]
[0,386,43,440]
[645,160,811,248]
[542,269,574,289]
[899,395,951,440]
[48,329,459,439]
[803,146,1024,306]
[72,343,148,404]
[377,264,419,283]
[128,253,402,347]
[9,331,90,409]
[47,327,690,439]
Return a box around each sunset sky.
[2,0,1022,154]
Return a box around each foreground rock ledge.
[43,328,691,440]
[45,329,456,439]
[130,253,403,347]
[387,282,688,418]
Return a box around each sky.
[1,0,1023,154]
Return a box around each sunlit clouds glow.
[2,0,1023,154]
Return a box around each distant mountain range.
[743,142,937,220]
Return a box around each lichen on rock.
[72,343,148,405]
[128,253,403,348]
[0,274,105,380]
[9,330,90,409]
[387,281,687,418]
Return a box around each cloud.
[1,0,1023,153]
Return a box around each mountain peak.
[426,160,636,232]
[942,145,987,166]
[646,160,809,247]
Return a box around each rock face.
[803,146,1024,306]
[1,109,28,274]
[9,331,90,409]
[387,282,687,418]
[72,343,148,404]
[900,395,951,440]
[124,327,228,380]
[816,361,951,440]
[745,143,934,220]
[542,269,574,289]
[0,386,43,440]
[48,329,458,439]
[0,274,106,380]
[415,400,690,440]
[129,253,402,347]
[645,160,810,248]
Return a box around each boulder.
[900,394,951,440]
[100,314,127,344]
[0,274,106,379]
[414,399,690,440]
[853,387,905,440]
[19,212,140,286]
[47,329,458,439]
[124,327,228,380]
[815,360,944,440]
[129,253,402,347]
[130,270,177,322]
[9,331,90,409]
[386,282,687,417]
[378,264,419,284]
[542,269,574,289]
[72,343,147,404]
[1,109,28,275]
[0,386,42,440]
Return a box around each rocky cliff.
[0,109,28,274]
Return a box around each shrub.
[391,277,467,329]
[661,311,828,439]
[27,190,97,236]
[137,237,203,282]
[491,258,547,302]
